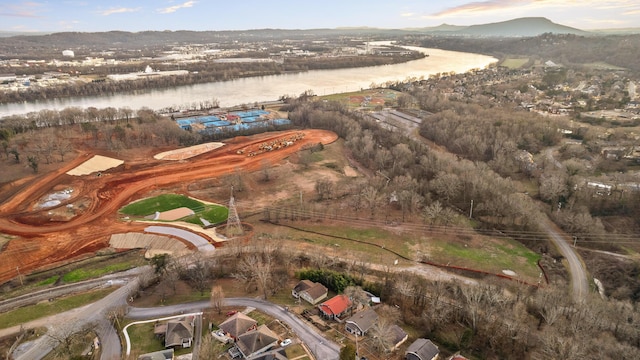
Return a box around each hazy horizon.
[1,0,638,33]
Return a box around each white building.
[62,50,75,58]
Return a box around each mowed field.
[319,89,400,109]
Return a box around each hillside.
[459,17,588,37]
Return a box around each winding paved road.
[543,219,589,301]
[128,298,340,360]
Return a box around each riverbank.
[0,47,496,118]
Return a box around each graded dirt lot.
[0,129,338,283]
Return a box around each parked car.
[280,339,292,347]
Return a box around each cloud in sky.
[100,7,141,16]
[0,2,44,18]
[431,0,638,18]
[157,1,196,14]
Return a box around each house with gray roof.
[165,318,193,348]
[292,280,328,305]
[236,324,279,359]
[389,324,409,350]
[405,338,439,360]
[345,307,378,336]
[219,312,258,340]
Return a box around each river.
[0,46,496,118]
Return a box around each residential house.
[165,318,194,348]
[219,312,258,340]
[405,338,439,360]
[318,294,351,320]
[236,324,279,359]
[292,280,328,305]
[345,308,378,336]
[388,324,409,351]
[138,349,174,360]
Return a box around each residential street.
[11,275,142,360]
[542,218,589,301]
[127,297,341,360]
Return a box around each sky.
[1,0,639,33]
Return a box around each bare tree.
[534,287,567,327]
[370,305,401,353]
[315,178,333,201]
[362,185,381,218]
[539,171,568,210]
[431,172,461,205]
[344,286,370,311]
[210,285,225,315]
[185,255,211,296]
[233,252,273,299]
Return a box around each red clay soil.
[0,129,338,283]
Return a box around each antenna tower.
[226,186,243,236]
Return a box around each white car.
[280,339,292,347]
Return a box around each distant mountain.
[405,23,466,32]
[457,17,588,37]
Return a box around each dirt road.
[0,129,338,283]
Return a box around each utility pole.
[469,199,474,219]
[573,236,577,247]
[16,266,23,286]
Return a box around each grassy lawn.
[318,89,399,109]
[285,344,307,358]
[0,288,115,329]
[126,323,165,354]
[430,237,541,279]
[62,262,135,283]
[120,193,228,226]
[120,194,206,215]
[279,223,413,266]
[182,206,229,226]
[37,275,59,286]
[500,57,530,69]
[258,220,541,282]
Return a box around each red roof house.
[318,294,351,320]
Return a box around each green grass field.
[120,194,206,215]
[257,220,541,282]
[120,194,228,225]
[126,323,166,354]
[62,262,135,283]
[0,289,115,329]
[500,58,530,69]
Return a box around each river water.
[0,46,496,118]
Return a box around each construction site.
[0,129,338,284]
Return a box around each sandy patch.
[154,142,225,160]
[151,207,195,221]
[343,166,358,177]
[66,155,124,176]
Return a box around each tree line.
[147,239,640,359]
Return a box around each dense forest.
[414,33,640,72]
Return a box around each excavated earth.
[0,129,338,283]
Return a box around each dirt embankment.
[0,129,338,283]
